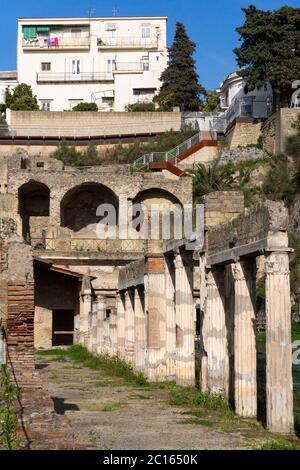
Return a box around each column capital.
[265,252,289,275]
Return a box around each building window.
[36,162,45,168]
[71,59,81,77]
[106,24,117,45]
[41,62,51,71]
[141,23,151,39]
[105,309,111,319]
[40,100,51,111]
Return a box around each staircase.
[133,129,219,177]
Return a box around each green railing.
[133,131,202,167]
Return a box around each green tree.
[154,22,205,111]
[234,5,300,109]
[202,90,220,113]
[5,83,39,111]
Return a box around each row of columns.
[76,250,195,385]
[203,252,294,434]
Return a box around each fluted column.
[145,263,166,381]
[231,260,257,417]
[116,292,126,359]
[125,289,135,363]
[265,252,294,433]
[96,295,106,355]
[134,286,147,371]
[174,251,195,386]
[165,255,176,380]
[204,267,229,397]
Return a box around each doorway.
[52,310,75,346]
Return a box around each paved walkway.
[35,354,258,450]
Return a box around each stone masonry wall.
[204,192,245,228]
[8,110,181,137]
[207,200,288,256]
[225,120,262,148]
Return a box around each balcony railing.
[37,72,114,83]
[97,36,158,49]
[22,37,90,50]
[114,63,145,72]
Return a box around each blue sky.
[2,0,300,89]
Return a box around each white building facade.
[219,71,273,124]
[17,17,168,112]
[0,71,17,104]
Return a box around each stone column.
[134,286,147,372]
[116,292,126,359]
[125,289,135,363]
[265,252,294,433]
[204,267,229,397]
[96,295,106,355]
[110,307,118,356]
[174,251,195,387]
[79,276,92,348]
[165,255,176,380]
[231,260,257,418]
[145,257,166,381]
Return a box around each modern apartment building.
[17,16,168,111]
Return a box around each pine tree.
[154,22,205,111]
[234,5,300,109]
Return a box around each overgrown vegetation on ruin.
[0,365,19,450]
[52,126,195,167]
[37,345,147,386]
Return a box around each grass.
[260,439,300,450]
[101,401,122,412]
[37,345,148,387]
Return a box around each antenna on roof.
[88,6,96,19]
[112,5,117,17]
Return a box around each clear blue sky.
[2,0,300,89]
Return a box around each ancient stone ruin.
[0,154,295,444]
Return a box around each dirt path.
[35,353,258,450]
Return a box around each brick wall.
[6,282,35,385]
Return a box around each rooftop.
[0,71,17,80]
[18,16,168,22]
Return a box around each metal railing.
[31,237,146,253]
[37,72,114,82]
[22,37,90,49]
[97,36,158,48]
[114,62,145,72]
[133,131,202,167]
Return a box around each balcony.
[97,36,158,50]
[37,72,114,83]
[22,36,90,51]
[114,63,146,73]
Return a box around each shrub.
[125,102,156,112]
[72,102,98,112]
[52,140,101,167]
[261,154,296,205]
[286,114,300,157]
